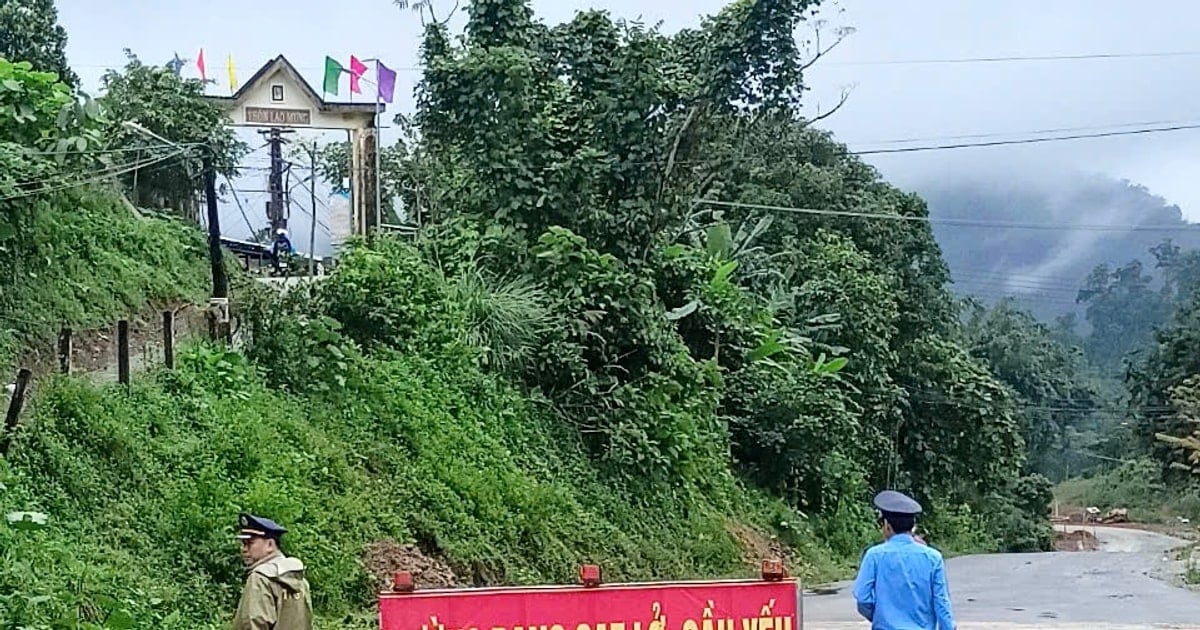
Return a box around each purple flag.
[377,61,397,104]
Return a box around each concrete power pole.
[262,127,295,232]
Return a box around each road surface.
[803,526,1200,629]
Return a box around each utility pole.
[262,127,295,232]
[203,153,230,343]
[307,141,318,277]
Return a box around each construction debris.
[1100,508,1129,524]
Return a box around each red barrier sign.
[379,579,801,630]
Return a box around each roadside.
[804,525,1200,628]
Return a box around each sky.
[54,0,1200,254]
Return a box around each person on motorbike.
[271,228,295,276]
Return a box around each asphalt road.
[803,526,1200,629]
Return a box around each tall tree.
[98,50,246,215]
[1076,259,1170,375]
[962,299,1099,480]
[0,0,76,88]
[395,0,1029,524]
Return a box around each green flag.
[323,56,344,95]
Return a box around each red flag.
[197,48,207,81]
[349,55,367,94]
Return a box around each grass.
[0,343,848,629]
[0,189,211,370]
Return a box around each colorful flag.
[227,54,238,91]
[376,61,397,104]
[196,48,206,82]
[349,55,367,94]
[323,56,344,95]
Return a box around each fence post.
[57,327,72,374]
[117,320,130,386]
[162,311,175,369]
[1,368,33,456]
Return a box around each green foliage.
[0,1,1075,626]
[528,227,727,486]
[98,50,248,214]
[0,337,829,628]
[1153,375,1200,475]
[1077,260,1171,375]
[0,0,77,87]
[353,0,1035,559]
[895,334,1024,500]
[918,503,994,557]
[962,299,1100,480]
[446,261,553,375]
[983,474,1054,553]
[0,57,84,150]
[725,361,861,511]
[0,188,209,368]
[317,237,467,354]
[1052,458,1200,523]
[1128,288,1200,480]
[0,56,104,219]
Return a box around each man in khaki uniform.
[233,513,314,630]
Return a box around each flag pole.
[374,89,382,233]
[366,58,383,234]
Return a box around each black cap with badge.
[237,513,288,540]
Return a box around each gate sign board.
[379,579,801,630]
[245,106,312,126]
[204,55,393,241]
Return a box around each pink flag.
[349,55,367,94]
[197,48,207,82]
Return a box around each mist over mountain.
[915,170,1200,321]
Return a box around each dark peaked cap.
[872,490,923,516]
[237,513,288,539]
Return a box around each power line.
[693,199,1199,232]
[77,49,1200,75]
[847,117,1200,146]
[852,123,1200,155]
[825,50,1200,67]
[0,150,188,202]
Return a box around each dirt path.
[803,526,1200,629]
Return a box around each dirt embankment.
[364,540,459,591]
[9,302,208,382]
[1054,529,1099,552]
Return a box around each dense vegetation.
[929,177,1200,517]
[11,0,1173,627]
[0,56,210,370]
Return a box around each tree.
[0,56,102,229]
[385,0,1033,527]
[0,0,76,88]
[1128,290,1200,479]
[1154,375,1200,476]
[1076,259,1170,375]
[97,50,247,215]
[962,299,1099,480]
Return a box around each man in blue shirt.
[852,490,957,630]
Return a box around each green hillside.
[0,189,210,370]
[0,243,839,629]
[0,0,1078,628]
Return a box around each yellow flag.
[227,54,238,91]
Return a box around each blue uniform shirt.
[852,533,956,630]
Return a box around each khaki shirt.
[232,552,314,630]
